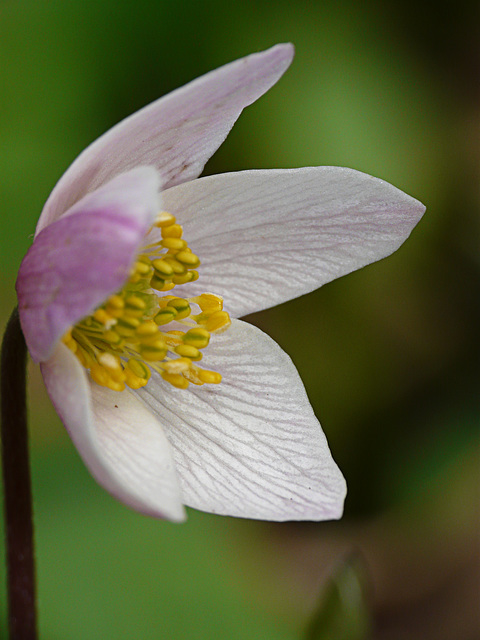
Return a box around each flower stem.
[1,307,37,640]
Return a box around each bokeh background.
[0,1,479,639]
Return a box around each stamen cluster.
[62,212,230,392]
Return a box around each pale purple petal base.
[17,167,160,362]
[139,319,346,521]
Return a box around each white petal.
[160,167,425,317]
[138,319,346,521]
[41,342,185,521]
[36,44,294,233]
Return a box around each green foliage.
[304,555,371,640]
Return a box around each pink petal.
[36,44,294,234]
[160,167,426,317]
[17,167,160,362]
[41,342,185,521]
[138,319,346,521]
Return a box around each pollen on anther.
[63,210,228,393]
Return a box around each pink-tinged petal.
[160,167,425,317]
[16,167,160,362]
[37,44,294,233]
[41,342,185,521]
[138,319,346,521]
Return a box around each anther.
[124,296,147,317]
[161,372,189,389]
[97,356,126,384]
[161,237,187,251]
[150,274,167,291]
[135,320,159,339]
[90,364,111,387]
[64,209,226,393]
[164,331,183,347]
[103,329,123,346]
[193,293,224,313]
[116,315,140,333]
[154,308,178,325]
[134,261,152,276]
[98,352,122,372]
[204,311,231,333]
[167,298,191,320]
[172,272,195,285]
[154,211,176,228]
[163,358,191,374]
[140,341,167,362]
[183,328,210,349]
[151,259,174,277]
[124,369,149,389]
[175,344,202,360]
[161,224,183,239]
[198,370,222,384]
[163,257,186,274]
[175,250,200,268]
[126,358,151,381]
[93,308,114,326]
[105,295,125,318]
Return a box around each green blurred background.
[1,1,479,638]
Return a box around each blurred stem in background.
[1,308,37,640]
[305,553,372,640]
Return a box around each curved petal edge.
[139,319,347,522]
[161,166,425,317]
[37,44,294,232]
[41,342,186,521]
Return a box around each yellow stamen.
[93,308,114,326]
[105,295,125,318]
[151,259,174,278]
[161,224,183,239]
[163,357,191,374]
[161,237,186,251]
[124,369,149,389]
[172,272,196,285]
[204,310,231,333]
[167,298,191,320]
[183,328,210,349]
[63,211,228,392]
[115,316,140,337]
[192,293,224,313]
[161,372,189,389]
[124,296,147,317]
[175,250,200,268]
[103,329,123,346]
[140,340,167,362]
[198,370,222,384]
[154,211,176,228]
[126,358,151,380]
[135,320,160,342]
[175,344,202,360]
[163,257,186,275]
[150,274,167,291]
[154,308,178,325]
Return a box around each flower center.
[62,212,230,392]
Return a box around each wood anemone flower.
[16,44,425,523]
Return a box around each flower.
[16,44,425,523]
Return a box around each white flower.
[16,44,425,522]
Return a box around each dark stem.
[1,307,37,640]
